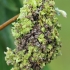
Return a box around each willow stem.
[0,14,19,30]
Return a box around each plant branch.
[0,14,19,30]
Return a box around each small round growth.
[5,0,62,70]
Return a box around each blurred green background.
[0,0,70,70]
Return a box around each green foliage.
[3,0,18,11]
[0,0,22,70]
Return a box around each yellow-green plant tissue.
[5,0,67,70]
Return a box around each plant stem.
[0,14,19,30]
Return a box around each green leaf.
[3,0,18,11]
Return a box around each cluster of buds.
[5,0,67,70]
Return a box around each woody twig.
[0,14,19,30]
